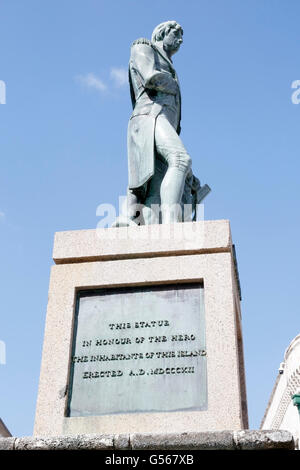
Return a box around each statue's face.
[163,27,183,56]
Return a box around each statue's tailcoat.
[128,38,181,190]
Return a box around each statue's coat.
[127,39,181,191]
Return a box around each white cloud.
[75,68,128,95]
[76,73,107,92]
[0,211,5,221]
[110,67,128,87]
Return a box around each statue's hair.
[151,21,183,43]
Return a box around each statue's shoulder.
[130,38,154,62]
[131,37,152,48]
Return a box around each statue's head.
[151,21,183,56]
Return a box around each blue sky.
[0,0,300,436]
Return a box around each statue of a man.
[124,21,209,225]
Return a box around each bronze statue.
[116,21,210,227]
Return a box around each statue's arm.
[131,43,178,95]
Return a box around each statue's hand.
[146,72,178,95]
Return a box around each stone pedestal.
[34,220,248,436]
[1,431,295,451]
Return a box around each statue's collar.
[151,42,175,70]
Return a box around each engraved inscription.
[67,284,207,416]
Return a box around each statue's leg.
[142,156,166,224]
[155,114,192,223]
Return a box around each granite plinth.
[34,220,248,436]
